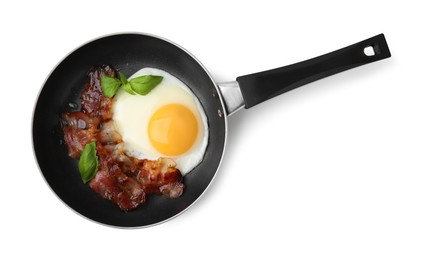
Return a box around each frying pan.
[33,33,391,228]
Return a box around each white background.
[1,0,422,259]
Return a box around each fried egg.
[112,68,208,175]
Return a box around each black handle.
[236,34,391,108]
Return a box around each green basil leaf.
[119,71,135,94]
[123,82,136,95]
[129,75,163,95]
[119,71,128,84]
[100,76,122,98]
[78,142,98,184]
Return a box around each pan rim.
[31,31,229,229]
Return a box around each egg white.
[112,68,209,175]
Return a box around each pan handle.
[235,34,391,109]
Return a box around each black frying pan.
[33,33,391,228]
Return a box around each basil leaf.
[119,71,128,84]
[123,82,136,95]
[100,76,122,98]
[129,75,163,95]
[118,72,135,95]
[78,142,98,184]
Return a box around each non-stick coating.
[33,34,227,227]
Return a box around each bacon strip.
[89,144,146,210]
[62,112,99,158]
[81,65,116,120]
[138,158,183,196]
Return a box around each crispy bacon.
[98,121,122,145]
[103,143,184,198]
[138,158,184,196]
[89,145,146,210]
[61,65,185,211]
[160,182,185,199]
[62,112,99,158]
[81,65,115,120]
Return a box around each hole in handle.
[364,45,376,56]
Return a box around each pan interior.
[32,34,226,227]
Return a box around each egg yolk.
[148,104,198,156]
